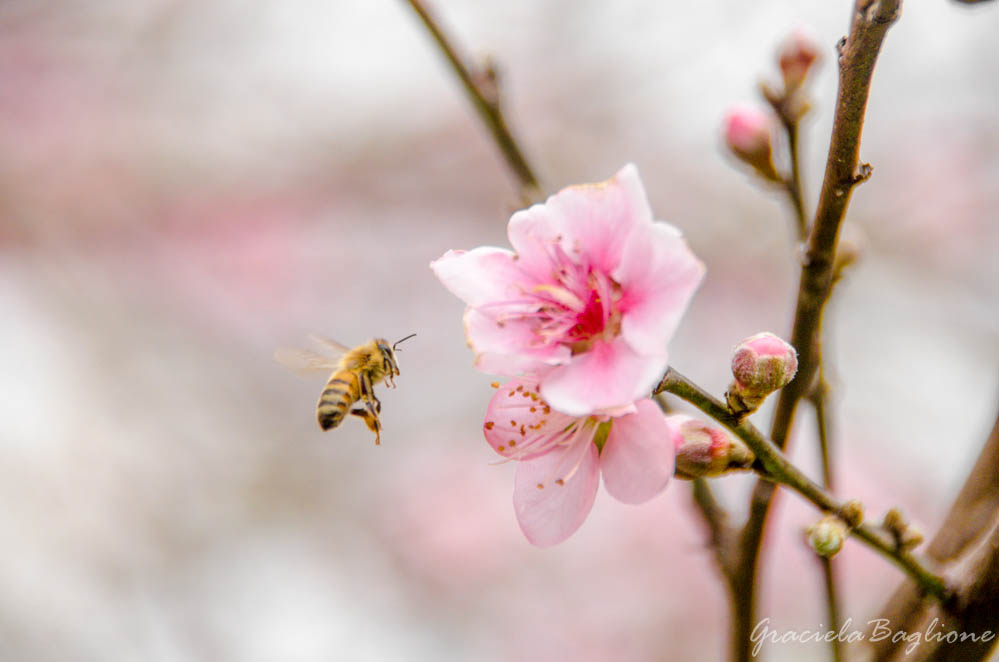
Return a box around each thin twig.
[692,478,738,579]
[809,375,842,662]
[781,118,809,240]
[728,2,903,659]
[810,377,834,490]
[404,0,541,198]
[655,368,951,605]
[819,557,843,662]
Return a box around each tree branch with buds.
[404,0,542,201]
[729,2,903,659]
[655,367,952,605]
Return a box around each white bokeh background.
[1,1,996,661]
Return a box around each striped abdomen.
[317,370,360,431]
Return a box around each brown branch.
[404,0,541,199]
[692,477,739,580]
[865,412,999,662]
[727,2,903,659]
[772,106,809,241]
[655,368,951,604]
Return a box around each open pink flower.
[431,164,705,416]
[484,378,677,546]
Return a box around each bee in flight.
[275,334,416,444]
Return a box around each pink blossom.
[724,106,775,163]
[484,377,677,546]
[431,164,704,416]
[778,26,822,90]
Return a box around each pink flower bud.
[731,332,798,394]
[723,106,779,180]
[669,414,754,479]
[807,515,847,558]
[726,332,798,415]
[778,27,821,91]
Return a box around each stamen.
[531,284,585,312]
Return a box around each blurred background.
[1,1,996,660]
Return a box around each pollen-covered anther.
[555,479,565,486]
[530,407,537,412]
[519,424,526,436]
[490,382,500,388]
[498,445,505,452]
[510,419,516,426]
[516,385,524,392]
[508,440,516,447]
[484,421,495,430]
[536,483,544,490]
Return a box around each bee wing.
[309,334,352,354]
[274,347,340,376]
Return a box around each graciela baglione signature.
[751,617,996,657]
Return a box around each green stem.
[655,368,952,604]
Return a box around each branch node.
[475,56,501,108]
[852,162,874,184]
[838,499,865,529]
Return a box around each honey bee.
[275,334,416,444]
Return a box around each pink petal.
[463,309,569,376]
[505,203,564,282]
[483,378,576,462]
[600,398,676,504]
[540,338,667,416]
[615,222,706,356]
[513,440,600,546]
[508,164,652,277]
[430,247,524,308]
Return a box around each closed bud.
[732,332,797,389]
[899,524,924,551]
[807,515,847,558]
[778,27,821,91]
[883,507,923,550]
[838,499,865,529]
[669,414,755,479]
[883,507,907,537]
[723,106,780,181]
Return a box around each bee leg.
[358,371,381,412]
[355,371,383,444]
[349,404,381,445]
[382,360,397,388]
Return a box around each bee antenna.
[392,333,417,351]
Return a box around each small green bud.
[807,515,848,558]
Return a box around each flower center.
[521,243,622,354]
